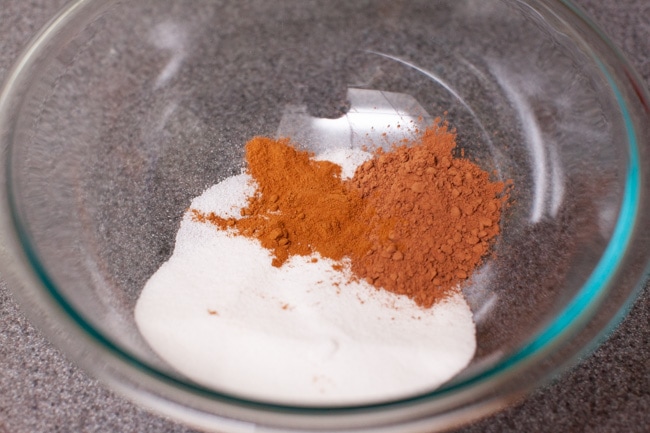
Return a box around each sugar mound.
[135,148,476,405]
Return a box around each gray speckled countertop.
[1,1,649,432]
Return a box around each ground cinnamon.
[192,121,507,307]
[192,136,380,267]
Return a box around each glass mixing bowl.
[1,0,649,431]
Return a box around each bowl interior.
[5,0,632,406]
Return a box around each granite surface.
[0,0,648,432]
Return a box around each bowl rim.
[0,0,648,429]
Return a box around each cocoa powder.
[348,123,505,307]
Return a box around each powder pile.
[135,150,477,404]
[192,137,376,267]
[351,124,505,306]
[193,121,506,307]
[135,120,509,404]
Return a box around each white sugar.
[313,147,373,179]
[135,148,476,405]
